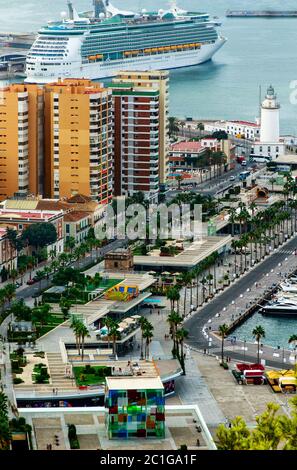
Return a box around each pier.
[226,10,297,18]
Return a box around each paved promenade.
[184,235,297,366]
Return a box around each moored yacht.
[260,297,297,316]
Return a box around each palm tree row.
[0,391,10,450]
[229,198,297,276]
[70,317,90,361]
[102,316,121,357]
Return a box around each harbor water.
[1,1,297,133]
[232,309,297,350]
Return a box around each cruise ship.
[25,0,226,83]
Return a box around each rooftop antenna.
[93,0,106,18]
[67,0,74,20]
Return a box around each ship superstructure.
[25,1,226,83]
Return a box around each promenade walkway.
[184,234,297,366]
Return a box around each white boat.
[25,0,226,84]
[280,282,297,293]
[260,297,297,316]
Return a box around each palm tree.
[167,310,182,358]
[218,324,229,364]
[168,116,179,137]
[228,208,237,238]
[76,322,90,361]
[176,328,189,374]
[175,174,183,190]
[102,316,115,351]
[288,334,297,374]
[166,286,180,311]
[181,271,193,316]
[108,321,121,357]
[143,325,154,360]
[197,122,204,136]
[252,325,265,364]
[269,177,277,192]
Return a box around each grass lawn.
[73,365,112,386]
[85,278,123,292]
[35,313,65,338]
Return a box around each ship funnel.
[93,0,106,18]
[67,0,74,20]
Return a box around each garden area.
[7,300,66,342]
[73,365,112,387]
[43,267,122,304]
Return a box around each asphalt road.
[184,235,297,356]
[14,238,128,301]
[167,163,257,198]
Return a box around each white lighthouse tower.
[260,85,280,143]
[251,85,285,160]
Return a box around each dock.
[226,10,297,18]
[0,33,34,79]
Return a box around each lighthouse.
[260,85,280,143]
[251,85,285,160]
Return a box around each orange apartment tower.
[44,79,113,204]
[0,84,44,200]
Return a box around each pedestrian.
[52,388,55,395]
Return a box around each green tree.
[10,299,32,322]
[4,283,16,307]
[252,325,265,364]
[65,236,76,253]
[21,222,57,252]
[59,298,72,320]
[32,303,52,328]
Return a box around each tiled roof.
[66,194,93,204]
[170,141,203,152]
[64,211,90,222]
[230,120,259,128]
[36,200,68,211]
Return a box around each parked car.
[229,175,236,181]
[26,279,36,285]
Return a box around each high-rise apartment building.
[44,79,113,204]
[0,84,44,200]
[111,71,169,201]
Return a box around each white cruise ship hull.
[25,38,226,84]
